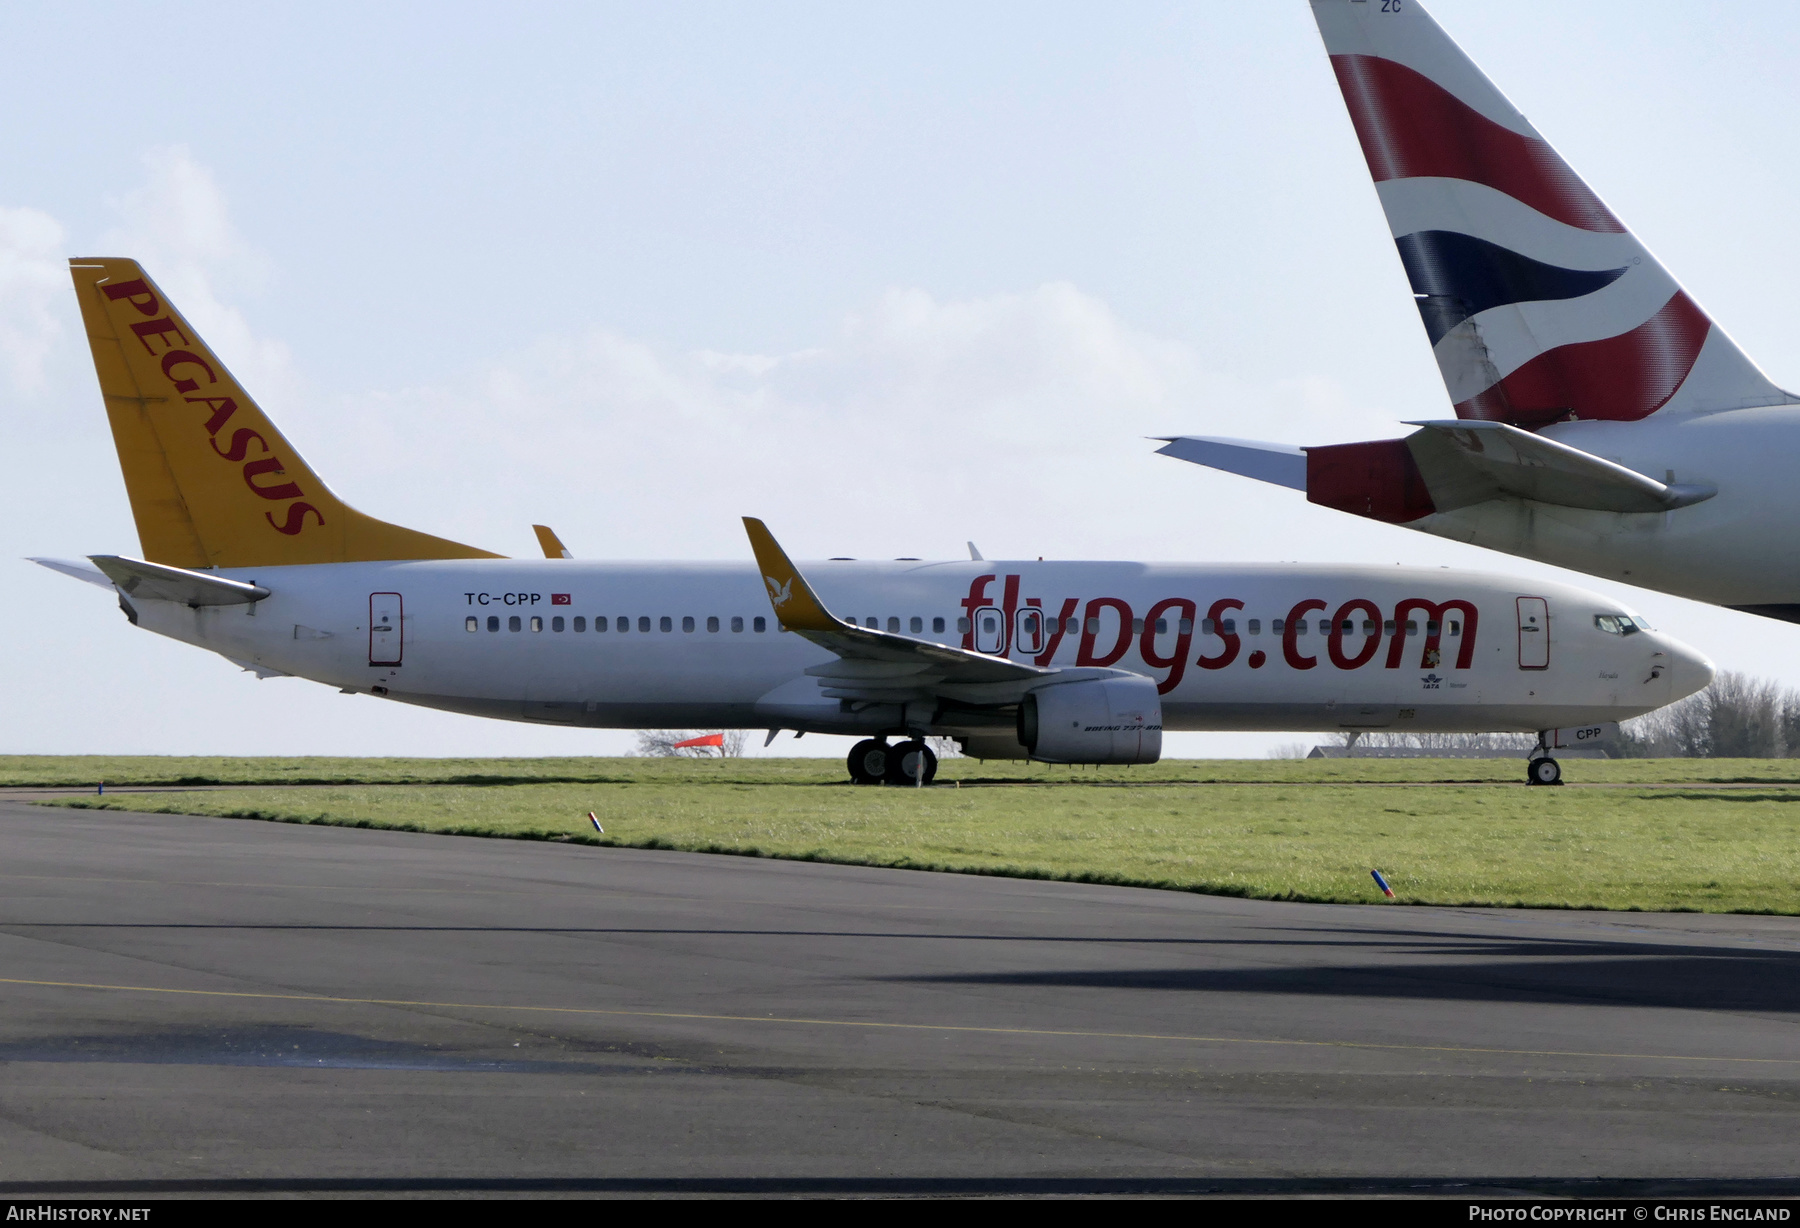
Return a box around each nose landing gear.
[1527,732,1562,786]
[847,738,938,785]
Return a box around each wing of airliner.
[743,517,1060,704]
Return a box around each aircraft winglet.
[742,517,838,633]
[532,525,573,559]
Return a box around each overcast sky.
[7,1,1800,760]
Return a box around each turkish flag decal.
[551,593,572,605]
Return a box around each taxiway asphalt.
[1,798,1797,1197]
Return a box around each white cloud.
[320,280,1399,564]
[0,205,68,394]
[99,146,298,411]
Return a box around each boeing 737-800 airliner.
[35,259,1711,785]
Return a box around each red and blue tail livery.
[1160,5,1800,621]
[1316,0,1789,425]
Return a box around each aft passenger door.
[370,592,403,666]
[1516,596,1548,670]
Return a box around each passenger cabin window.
[1015,609,1044,655]
[465,616,478,632]
[1246,619,1259,635]
[488,616,500,632]
[933,617,946,633]
[887,617,900,632]
[552,616,564,632]
[660,616,673,632]
[509,616,522,632]
[530,616,543,632]
[974,607,1004,653]
[753,616,766,632]
[682,616,695,632]
[707,616,719,632]
[1272,619,1284,634]
[910,617,923,633]
[957,617,970,633]
[1406,620,1418,636]
[731,616,743,632]
[574,616,586,632]
[1154,618,1167,634]
[1222,619,1236,634]
[1449,620,1461,636]
[638,617,650,633]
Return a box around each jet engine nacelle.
[1018,674,1163,765]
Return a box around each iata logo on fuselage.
[1421,673,1443,690]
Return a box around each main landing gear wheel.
[847,739,890,785]
[886,740,938,786]
[1527,756,1563,787]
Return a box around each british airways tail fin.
[1313,0,1792,425]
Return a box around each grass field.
[12,753,1800,788]
[24,756,1800,915]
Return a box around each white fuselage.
[1422,408,1800,615]
[118,557,1711,749]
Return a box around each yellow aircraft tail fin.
[71,258,501,568]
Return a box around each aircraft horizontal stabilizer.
[1151,436,1306,491]
[29,557,115,590]
[1157,423,1716,524]
[1403,421,1717,515]
[87,555,270,607]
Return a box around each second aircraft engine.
[1017,674,1163,765]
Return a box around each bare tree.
[1620,671,1791,758]
[633,729,750,758]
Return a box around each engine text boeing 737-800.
[34,260,1711,784]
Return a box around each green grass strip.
[37,760,1800,915]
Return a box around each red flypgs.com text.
[959,573,1478,695]
[103,278,325,538]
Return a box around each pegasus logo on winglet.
[765,575,793,608]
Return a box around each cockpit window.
[1594,614,1641,636]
